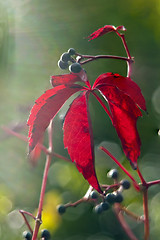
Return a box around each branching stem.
[100,146,140,190]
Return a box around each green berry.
[58,60,69,70]
[94,204,103,214]
[107,169,118,179]
[68,48,76,55]
[57,204,66,214]
[120,179,131,189]
[114,193,123,203]
[90,191,99,199]
[60,52,71,62]
[105,193,116,204]
[41,229,51,239]
[100,202,110,211]
[69,63,82,73]
[22,231,32,240]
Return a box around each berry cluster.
[93,169,130,214]
[56,169,131,216]
[58,48,82,73]
[22,229,51,240]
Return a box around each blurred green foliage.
[0,0,160,239]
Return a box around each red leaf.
[28,84,82,152]
[87,25,126,41]
[50,73,82,87]
[96,85,142,169]
[63,91,102,193]
[93,73,146,111]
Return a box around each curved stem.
[119,34,133,78]
[147,179,160,187]
[77,54,133,65]
[137,166,147,187]
[143,188,149,240]
[32,121,54,240]
[114,204,139,240]
[100,146,140,191]
[91,91,113,123]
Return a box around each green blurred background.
[0,0,160,239]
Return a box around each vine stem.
[91,91,113,123]
[2,125,71,163]
[32,120,54,240]
[118,34,133,78]
[114,204,139,240]
[137,167,149,240]
[143,188,149,240]
[100,146,140,190]
[77,54,133,64]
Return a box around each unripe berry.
[68,48,76,55]
[69,63,82,73]
[107,169,118,179]
[60,52,71,62]
[58,60,69,70]
[120,179,131,190]
[90,191,99,199]
[94,204,103,214]
[22,231,32,240]
[57,204,66,214]
[105,193,116,204]
[41,229,51,239]
[114,192,123,203]
[100,202,110,211]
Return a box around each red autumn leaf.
[96,85,142,169]
[50,73,82,87]
[63,91,102,193]
[87,25,126,41]
[93,72,146,111]
[28,84,82,152]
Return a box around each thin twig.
[19,210,34,234]
[32,120,54,240]
[143,188,150,240]
[100,146,140,191]
[114,204,139,240]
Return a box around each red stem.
[100,146,140,190]
[120,34,132,59]
[114,204,139,240]
[119,34,133,78]
[19,210,34,234]
[143,189,150,240]
[136,167,150,240]
[91,91,113,123]
[77,54,133,64]
[147,179,160,187]
[32,121,54,240]
[137,166,147,187]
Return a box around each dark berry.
[105,193,116,204]
[58,60,69,70]
[90,191,99,199]
[41,229,51,239]
[107,169,118,179]
[69,63,82,73]
[120,179,131,190]
[100,202,110,211]
[114,193,123,203]
[57,204,66,214]
[94,204,103,214]
[68,48,76,55]
[22,231,32,240]
[60,52,71,62]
